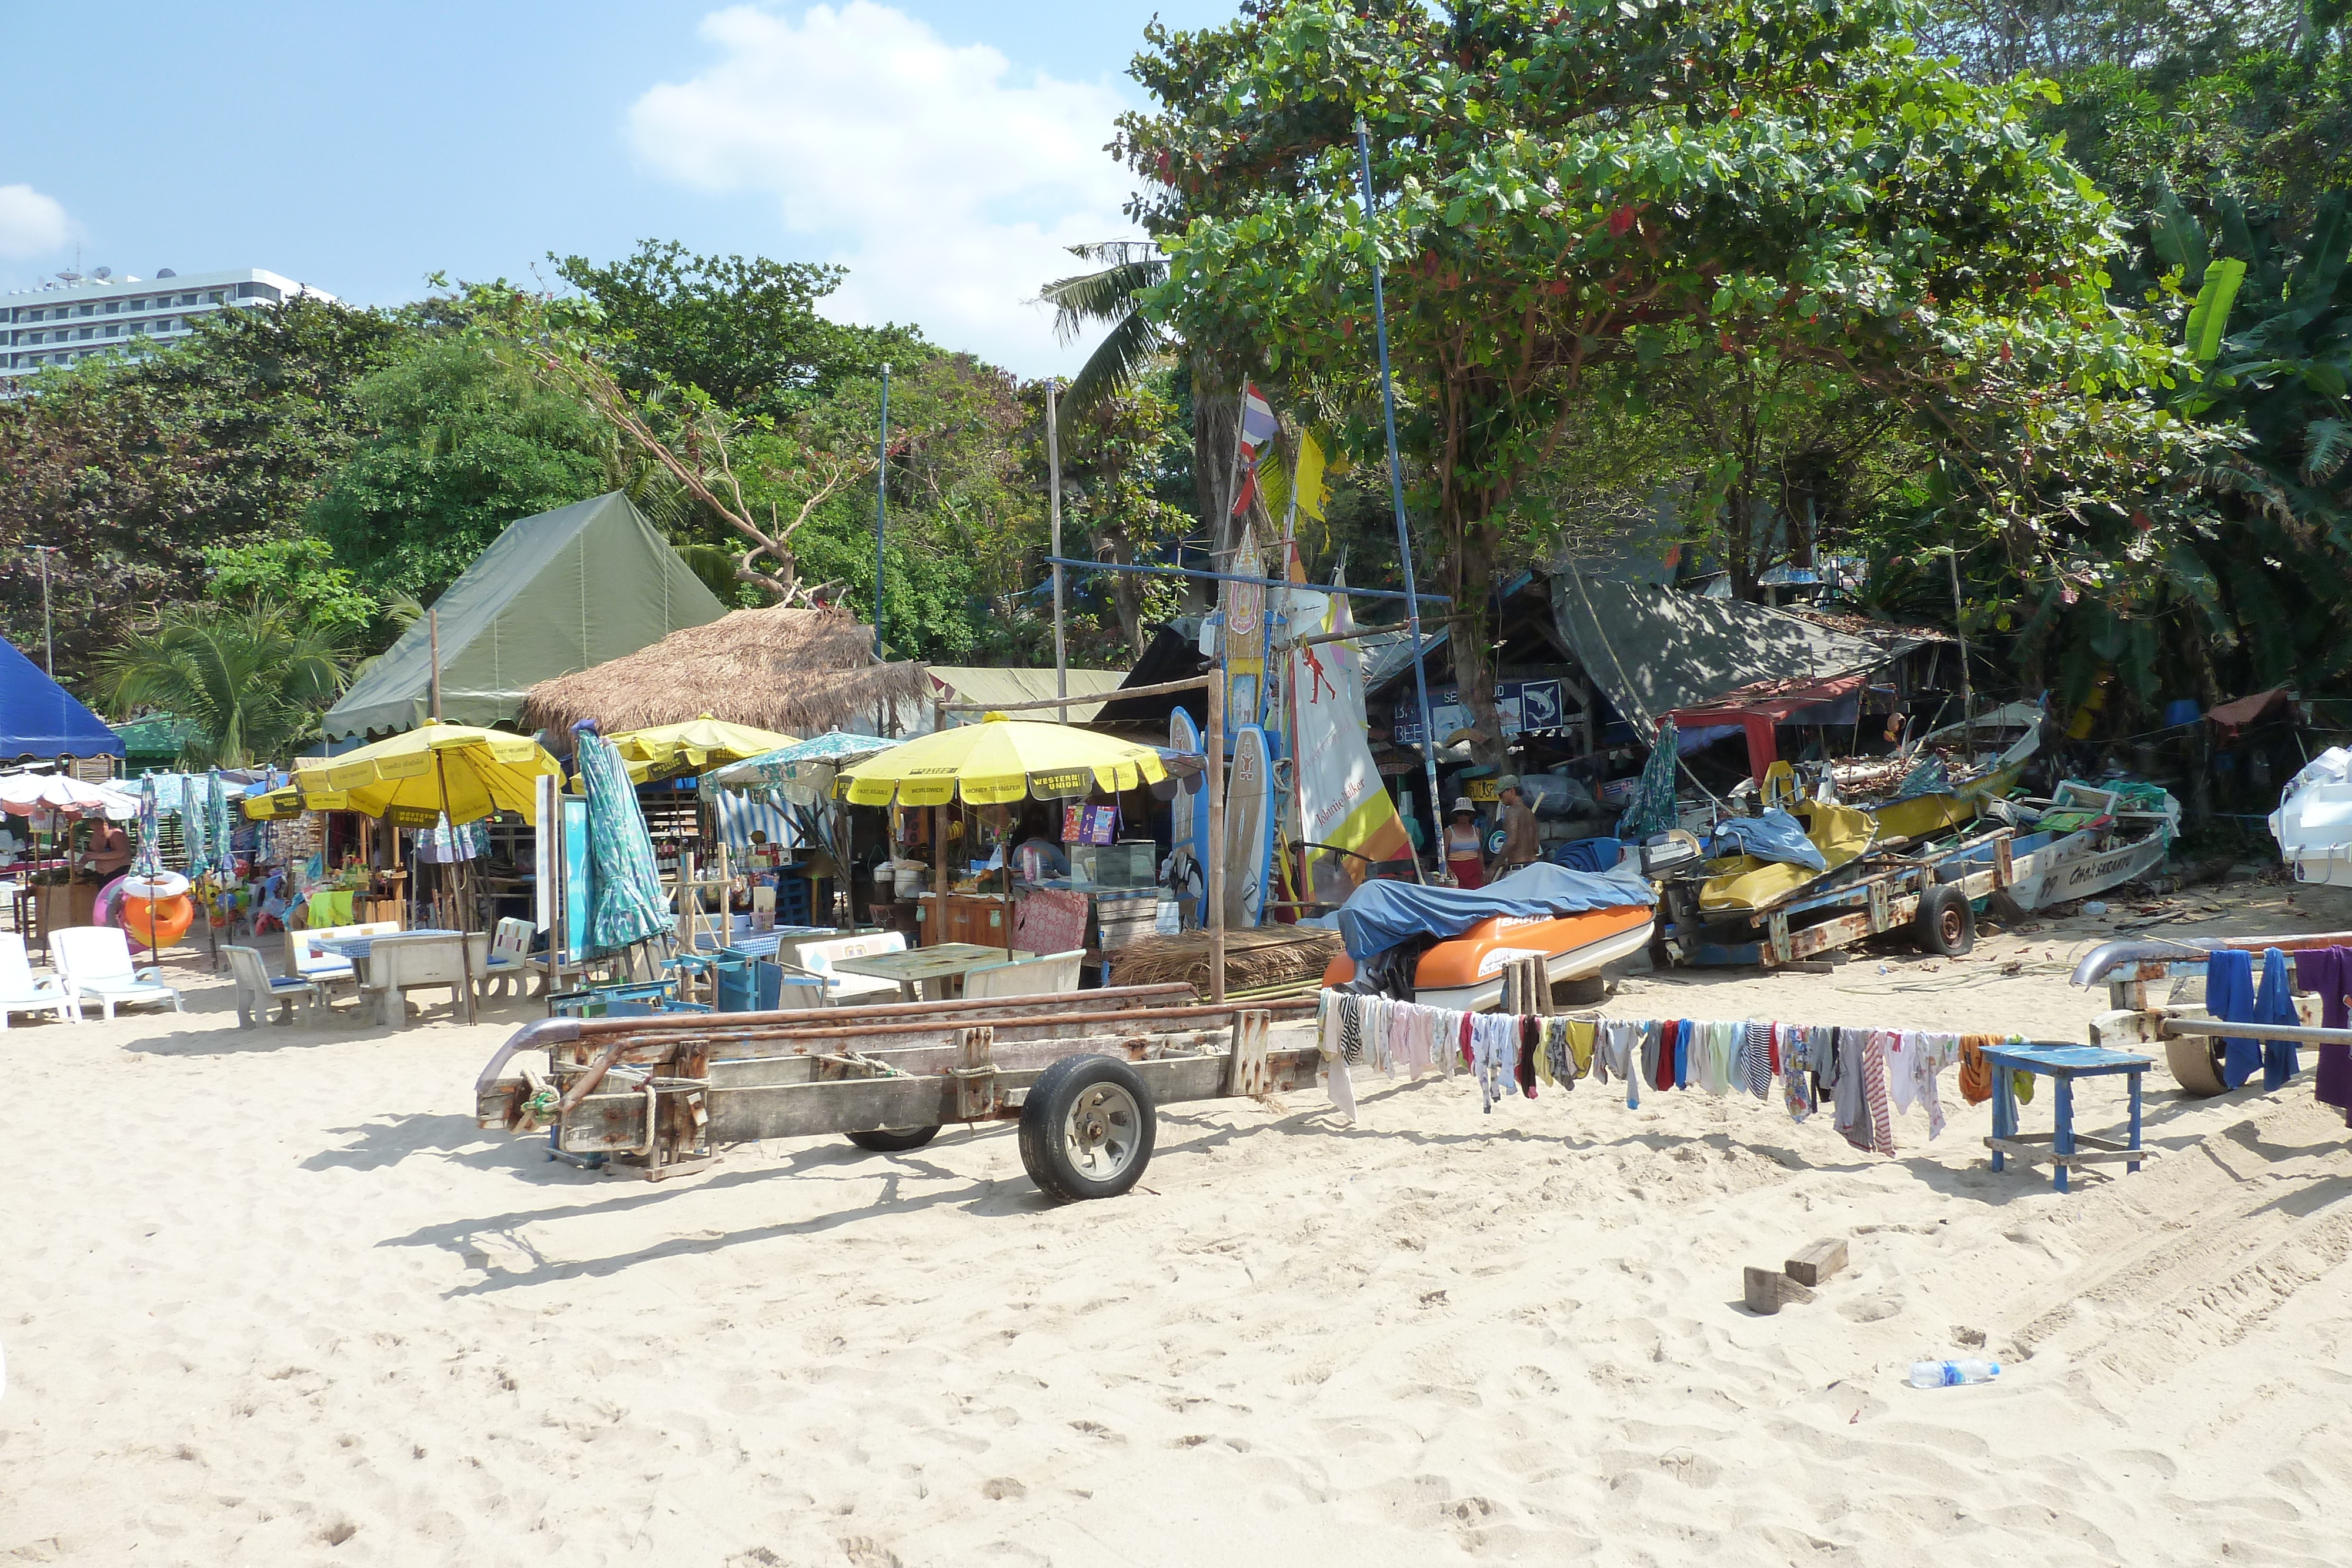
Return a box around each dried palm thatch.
[1107,925,1343,995]
[520,607,930,738]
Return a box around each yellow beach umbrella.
[299,723,562,827]
[243,781,352,820]
[840,713,1167,807]
[604,714,799,782]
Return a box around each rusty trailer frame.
[473,984,1321,1196]
[2074,931,2352,1096]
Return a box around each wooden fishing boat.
[1319,902,1655,1011]
[1965,782,2176,914]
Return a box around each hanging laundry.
[2294,947,2352,1125]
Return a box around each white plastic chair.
[794,931,908,1005]
[961,948,1084,1000]
[0,931,80,1028]
[223,944,321,1028]
[51,925,183,1022]
[481,917,534,999]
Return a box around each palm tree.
[98,602,354,768]
[1041,241,1171,417]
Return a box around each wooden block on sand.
[1785,1238,1849,1289]
[1743,1266,1816,1315]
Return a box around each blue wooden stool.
[1983,1041,2154,1192]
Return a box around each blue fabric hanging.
[2254,946,2301,1091]
[2210,948,2261,1089]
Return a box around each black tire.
[846,1126,941,1153]
[1913,884,1976,956]
[1017,1054,1156,1202]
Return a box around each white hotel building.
[0,267,335,388]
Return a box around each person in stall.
[1442,798,1488,888]
[1492,775,1541,878]
[78,817,132,880]
[1007,807,1071,883]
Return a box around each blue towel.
[2213,948,2302,1090]
[2210,948,2260,1089]
[2255,947,2301,1091]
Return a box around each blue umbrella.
[573,727,672,951]
[713,728,898,804]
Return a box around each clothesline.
[1315,989,2035,1157]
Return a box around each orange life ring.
[121,893,196,951]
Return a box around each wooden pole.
[433,748,477,1025]
[1207,671,1226,1005]
[932,803,948,947]
[429,609,442,725]
[1048,377,1068,724]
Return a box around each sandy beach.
[5,880,2350,1566]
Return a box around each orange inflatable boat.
[1321,902,1653,1011]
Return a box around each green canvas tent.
[322,492,728,740]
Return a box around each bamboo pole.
[433,748,478,1025]
[1207,670,1226,1005]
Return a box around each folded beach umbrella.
[0,771,141,820]
[838,714,1166,807]
[604,714,799,782]
[305,723,561,827]
[572,728,673,950]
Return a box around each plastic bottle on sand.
[1909,1358,2000,1388]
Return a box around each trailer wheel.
[2166,1037,2229,1097]
[1018,1054,1155,1202]
[846,1126,941,1153]
[1914,884,1976,956]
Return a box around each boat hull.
[2006,823,2170,909]
[1321,904,1655,1011]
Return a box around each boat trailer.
[2074,931,2352,1095]
[474,984,1319,1201]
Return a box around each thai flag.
[1233,383,1279,515]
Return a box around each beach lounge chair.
[794,931,909,1005]
[223,944,322,1028]
[962,948,1085,1000]
[288,920,400,1010]
[51,925,184,1022]
[358,931,492,1028]
[0,931,80,1028]
[481,917,534,999]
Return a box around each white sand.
[5,882,2351,1566]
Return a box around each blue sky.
[1,2,1232,375]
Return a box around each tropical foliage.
[96,601,353,768]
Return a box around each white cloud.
[627,2,1140,376]
[0,184,75,260]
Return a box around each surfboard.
[1224,723,1274,928]
[1170,707,1211,925]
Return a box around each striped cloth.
[712,791,796,857]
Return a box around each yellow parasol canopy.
[604,714,799,781]
[297,723,562,827]
[840,713,1167,807]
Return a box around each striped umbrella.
[183,772,210,871]
[573,728,672,951]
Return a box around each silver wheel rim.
[1061,1081,1142,1184]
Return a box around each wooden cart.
[2074,931,2351,1095]
[1655,825,2017,969]
[474,984,1320,1201]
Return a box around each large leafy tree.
[1119,0,2183,753]
[552,240,921,419]
[306,337,612,601]
[0,297,401,686]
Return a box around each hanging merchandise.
[1312,988,2020,1155]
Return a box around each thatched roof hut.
[520,607,930,738]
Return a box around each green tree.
[96,601,353,767]
[201,536,402,644]
[1120,0,2185,754]
[552,240,921,419]
[0,296,402,686]
[307,338,611,601]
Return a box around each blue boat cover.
[1,638,124,759]
[1336,862,1655,962]
[1707,809,1828,872]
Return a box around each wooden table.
[835,941,1030,1002]
[1984,1041,2154,1192]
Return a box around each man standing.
[1493,775,1541,878]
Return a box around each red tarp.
[1672,670,1874,784]
[2204,688,2290,734]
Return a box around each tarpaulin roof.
[927,667,1127,723]
[1672,668,1875,727]
[1550,574,1903,732]
[322,492,727,740]
[1,637,124,760]
[2206,688,2291,733]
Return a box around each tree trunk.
[1191,360,1241,570]
[1095,529,1147,654]
[1448,507,1506,770]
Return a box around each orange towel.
[1959,1034,1995,1106]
